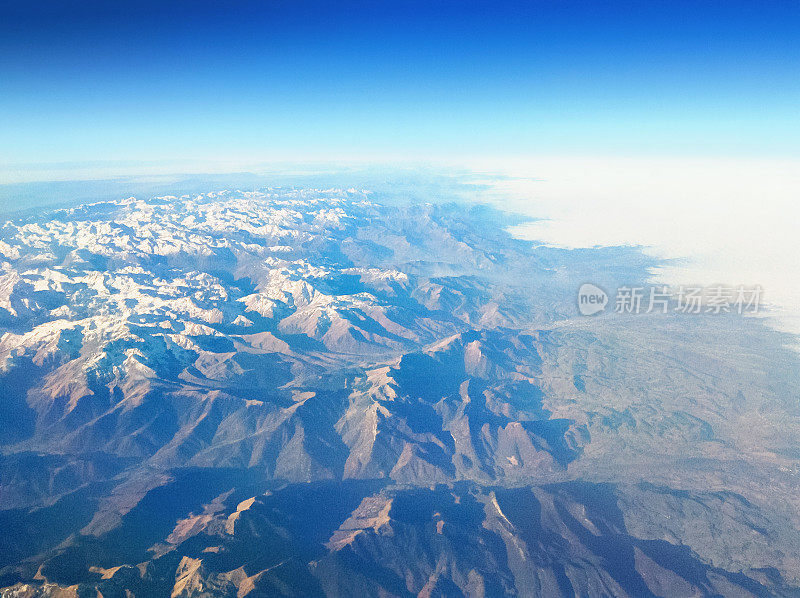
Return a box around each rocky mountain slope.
[0,190,798,596]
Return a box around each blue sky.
[2,0,799,166]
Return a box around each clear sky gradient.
[2,0,799,165]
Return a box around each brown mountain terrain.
[0,191,798,596]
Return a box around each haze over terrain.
[479,157,800,337]
[4,159,798,336]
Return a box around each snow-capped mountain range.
[1,190,799,597]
